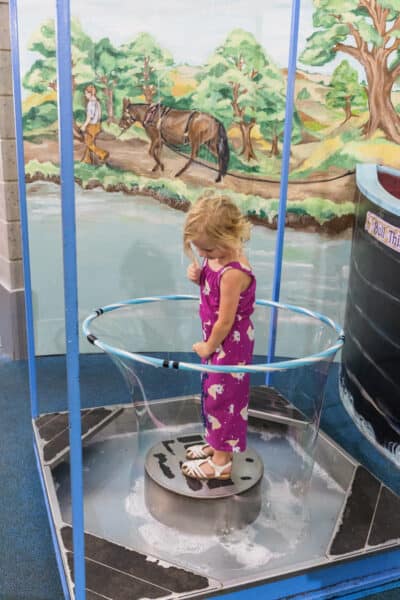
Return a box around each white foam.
[124,476,149,518]
[139,522,218,555]
[259,478,305,551]
[259,430,285,442]
[221,535,282,567]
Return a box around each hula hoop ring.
[82,295,344,373]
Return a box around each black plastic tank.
[340,164,400,464]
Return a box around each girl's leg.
[213,449,232,466]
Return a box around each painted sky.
[19,0,313,69]
[18,0,360,78]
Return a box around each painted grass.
[25,160,355,224]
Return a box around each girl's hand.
[187,262,201,284]
[193,341,213,359]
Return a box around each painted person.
[80,84,109,165]
[182,195,256,480]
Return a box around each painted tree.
[93,38,125,123]
[257,85,302,156]
[23,18,94,95]
[326,60,368,123]
[119,33,174,104]
[23,19,57,93]
[194,29,290,161]
[300,0,400,143]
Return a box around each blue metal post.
[266,0,301,382]
[9,0,38,418]
[55,0,86,597]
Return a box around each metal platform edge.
[32,399,400,600]
[33,434,74,599]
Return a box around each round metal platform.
[144,435,264,499]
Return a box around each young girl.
[182,195,256,481]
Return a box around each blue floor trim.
[213,551,400,599]
[343,580,400,600]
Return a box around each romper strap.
[218,261,254,283]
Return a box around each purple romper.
[199,260,256,453]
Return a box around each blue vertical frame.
[9,0,38,417]
[55,0,86,597]
[9,0,83,595]
[9,1,71,596]
[266,0,301,381]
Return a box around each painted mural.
[17,0,400,353]
[21,0,400,233]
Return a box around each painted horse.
[119,99,229,182]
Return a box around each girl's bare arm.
[187,262,201,285]
[187,244,201,284]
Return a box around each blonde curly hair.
[183,194,251,256]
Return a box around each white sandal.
[185,444,213,459]
[181,457,232,480]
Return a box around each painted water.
[28,181,351,355]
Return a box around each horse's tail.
[216,121,229,182]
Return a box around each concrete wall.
[0,0,26,359]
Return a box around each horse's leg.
[207,140,218,157]
[150,146,161,172]
[154,140,164,172]
[175,139,199,178]
[148,130,163,172]
[149,140,159,172]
